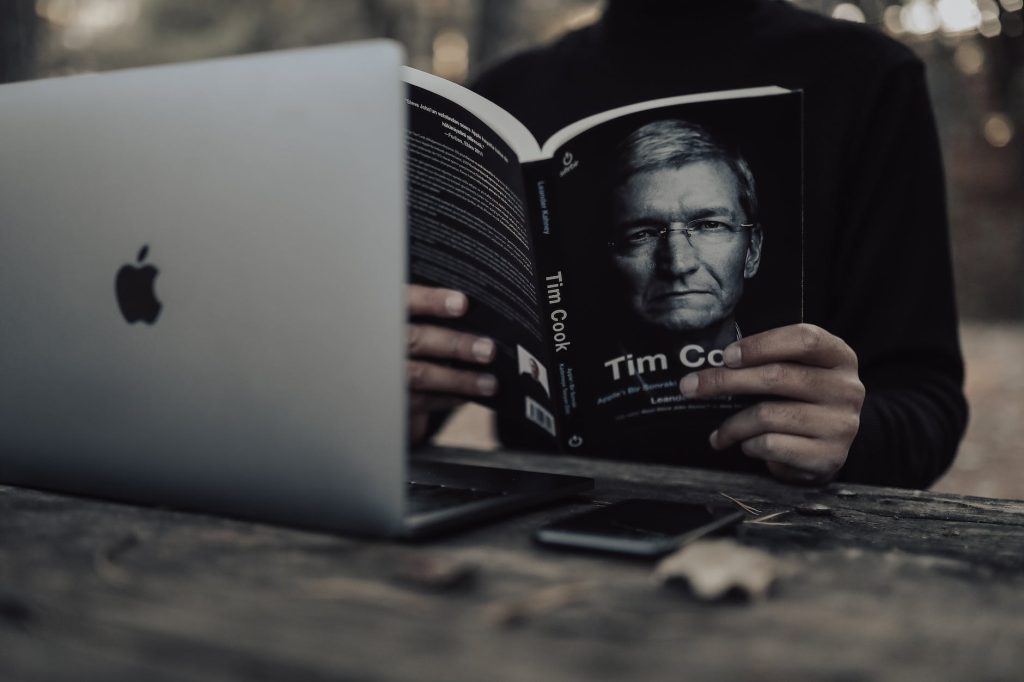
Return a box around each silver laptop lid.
[0,41,407,536]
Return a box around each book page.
[538,91,803,453]
[403,68,542,161]
[539,87,789,159]
[404,80,559,447]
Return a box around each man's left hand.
[679,323,865,485]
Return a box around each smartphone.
[534,499,745,558]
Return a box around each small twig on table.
[747,510,793,527]
[719,492,761,515]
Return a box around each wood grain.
[1,447,1023,682]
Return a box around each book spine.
[522,161,588,454]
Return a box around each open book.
[405,68,803,454]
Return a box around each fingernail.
[724,344,742,367]
[709,429,720,449]
[477,374,497,396]
[472,338,495,363]
[445,292,467,316]
[680,374,699,397]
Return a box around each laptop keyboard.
[406,481,507,514]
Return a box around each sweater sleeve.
[831,59,968,488]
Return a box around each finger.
[682,363,863,405]
[722,324,857,371]
[408,360,497,397]
[408,284,468,318]
[739,432,844,479]
[409,392,465,413]
[408,324,496,364]
[710,401,843,450]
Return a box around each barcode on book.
[525,396,556,437]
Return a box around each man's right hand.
[408,284,497,446]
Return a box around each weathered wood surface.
[2,446,1023,682]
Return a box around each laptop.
[0,40,591,538]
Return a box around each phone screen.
[535,499,743,557]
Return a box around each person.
[408,0,968,488]
[605,119,763,351]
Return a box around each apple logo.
[115,244,162,324]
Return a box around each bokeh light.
[432,28,468,83]
[831,3,866,22]
[954,41,985,74]
[36,0,140,49]
[983,113,1015,147]
[936,0,981,35]
[562,4,601,31]
[883,4,906,33]
[902,0,942,35]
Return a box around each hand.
[679,323,865,485]
[407,284,498,446]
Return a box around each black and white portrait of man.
[606,119,764,351]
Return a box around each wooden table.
[2,447,1023,682]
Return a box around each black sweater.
[470,0,968,488]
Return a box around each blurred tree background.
[1,0,1022,496]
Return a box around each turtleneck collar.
[601,0,764,43]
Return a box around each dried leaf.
[301,576,432,611]
[483,581,595,627]
[391,555,478,592]
[654,538,788,601]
